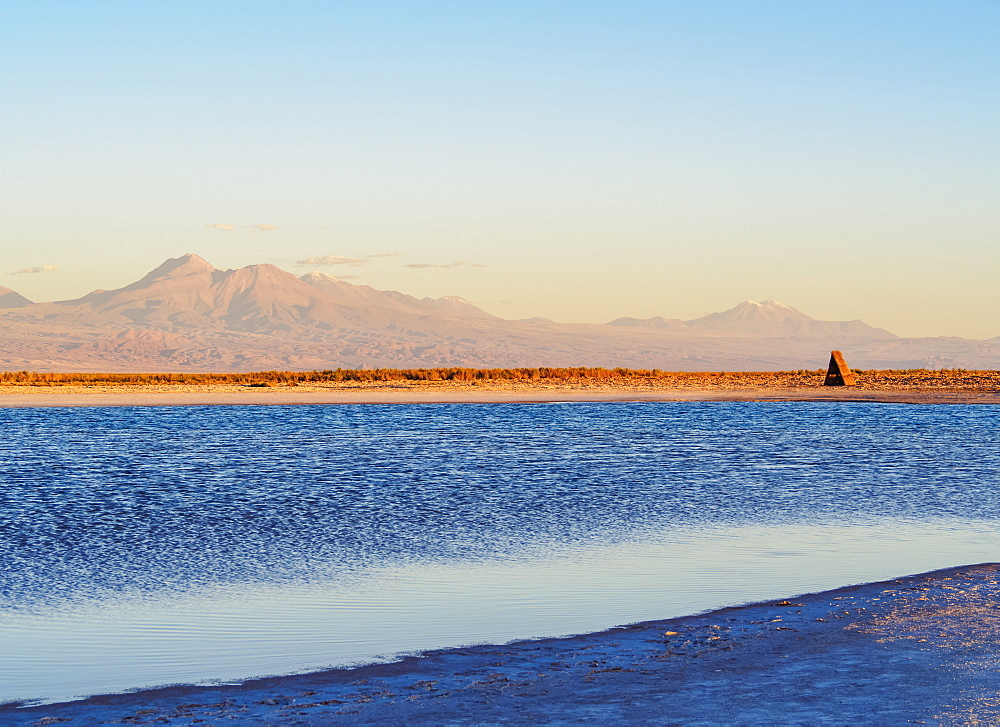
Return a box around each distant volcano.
[4,253,496,335]
[610,299,894,339]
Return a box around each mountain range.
[0,253,996,372]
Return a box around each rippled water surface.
[1,402,998,704]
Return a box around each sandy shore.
[5,563,1000,724]
[1,381,999,407]
[3,370,998,407]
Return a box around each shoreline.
[6,563,1000,724]
[1,383,999,407]
[3,370,998,407]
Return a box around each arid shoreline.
[0,369,998,407]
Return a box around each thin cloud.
[206,223,277,232]
[295,255,369,267]
[405,260,487,269]
[12,264,59,274]
[367,252,400,258]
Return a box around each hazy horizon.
[3,2,997,338]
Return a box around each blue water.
[1,402,998,704]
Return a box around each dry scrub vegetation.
[0,367,998,391]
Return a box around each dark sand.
[6,564,1000,725]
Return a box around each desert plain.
[0,369,998,407]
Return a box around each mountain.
[611,299,894,339]
[0,286,32,308]
[7,254,496,335]
[0,254,996,372]
[687,299,894,338]
[12,255,344,332]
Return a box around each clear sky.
[2,1,997,338]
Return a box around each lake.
[1,402,998,705]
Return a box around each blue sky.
[2,1,997,337]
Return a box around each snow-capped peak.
[300,270,338,282]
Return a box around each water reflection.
[3,518,998,704]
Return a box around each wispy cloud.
[206,223,277,232]
[367,252,400,258]
[12,264,59,275]
[405,260,487,269]
[295,255,369,267]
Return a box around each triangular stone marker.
[824,350,856,386]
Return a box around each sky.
[1,1,997,338]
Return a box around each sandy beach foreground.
[1,369,999,407]
[5,564,1000,724]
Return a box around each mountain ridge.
[0,254,996,372]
